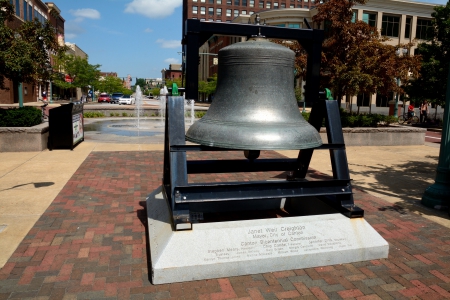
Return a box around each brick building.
[183,0,317,23]
[0,0,56,104]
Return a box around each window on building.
[250,11,254,14]
[217,0,222,3]
[201,0,206,2]
[362,12,376,27]
[227,0,231,4]
[235,0,240,4]
[15,0,20,16]
[193,0,197,2]
[416,19,433,40]
[290,4,294,8]
[200,18,206,21]
[226,9,231,16]
[288,23,300,28]
[28,3,32,20]
[405,17,412,39]
[234,9,239,17]
[266,1,271,8]
[23,0,27,21]
[381,15,400,37]
[275,24,286,27]
[281,3,285,8]
[200,6,206,14]
[250,0,254,7]
[274,2,279,8]
[193,6,198,14]
[209,0,214,3]
[259,1,264,8]
[242,0,247,6]
[351,11,357,23]
[242,10,247,14]
[209,7,214,15]
[217,8,222,16]
[216,19,222,22]
[304,0,308,2]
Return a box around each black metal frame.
[162,20,363,231]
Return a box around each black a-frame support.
[161,20,363,231]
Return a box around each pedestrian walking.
[420,100,429,123]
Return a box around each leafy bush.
[0,107,42,127]
[302,109,395,128]
[84,111,105,118]
[195,111,206,118]
[122,112,128,117]
[301,112,309,122]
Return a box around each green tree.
[198,74,218,97]
[95,76,127,94]
[0,0,67,96]
[151,87,161,97]
[405,1,450,112]
[164,77,183,89]
[53,53,100,91]
[311,0,421,108]
[135,78,147,89]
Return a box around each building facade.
[0,0,55,104]
[195,0,440,113]
[183,0,318,23]
[161,64,183,83]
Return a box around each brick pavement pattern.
[1,151,450,299]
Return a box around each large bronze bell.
[185,37,323,150]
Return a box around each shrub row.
[0,107,42,127]
[301,110,398,127]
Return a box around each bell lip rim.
[184,136,323,151]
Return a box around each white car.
[118,95,135,105]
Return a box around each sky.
[55,0,447,82]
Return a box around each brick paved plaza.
[1,150,450,299]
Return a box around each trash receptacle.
[48,102,84,150]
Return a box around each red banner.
[65,74,73,83]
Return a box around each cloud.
[144,28,153,33]
[125,0,182,19]
[156,39,180,49]
[164,58,180,64]
[64,21,86,39]
[69,8,101,22]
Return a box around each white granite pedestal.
[147,186,389,284]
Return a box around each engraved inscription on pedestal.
[147,187,389,284]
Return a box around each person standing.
[42,90,47,102]
[408,102,415,119]
[420,100,429,123]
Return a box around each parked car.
[118,94,136,105]
[98,93,111,103]
[111,92,124,104]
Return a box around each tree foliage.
[135,78,147,89]
[311,0,421,106]
[0,0,67,90]
[52,53,101,90]
[95,76,127,94]
[404,2,450,107]
[198,74,217,96]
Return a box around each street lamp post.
[421,63,450,208]
[393,47,408,118]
